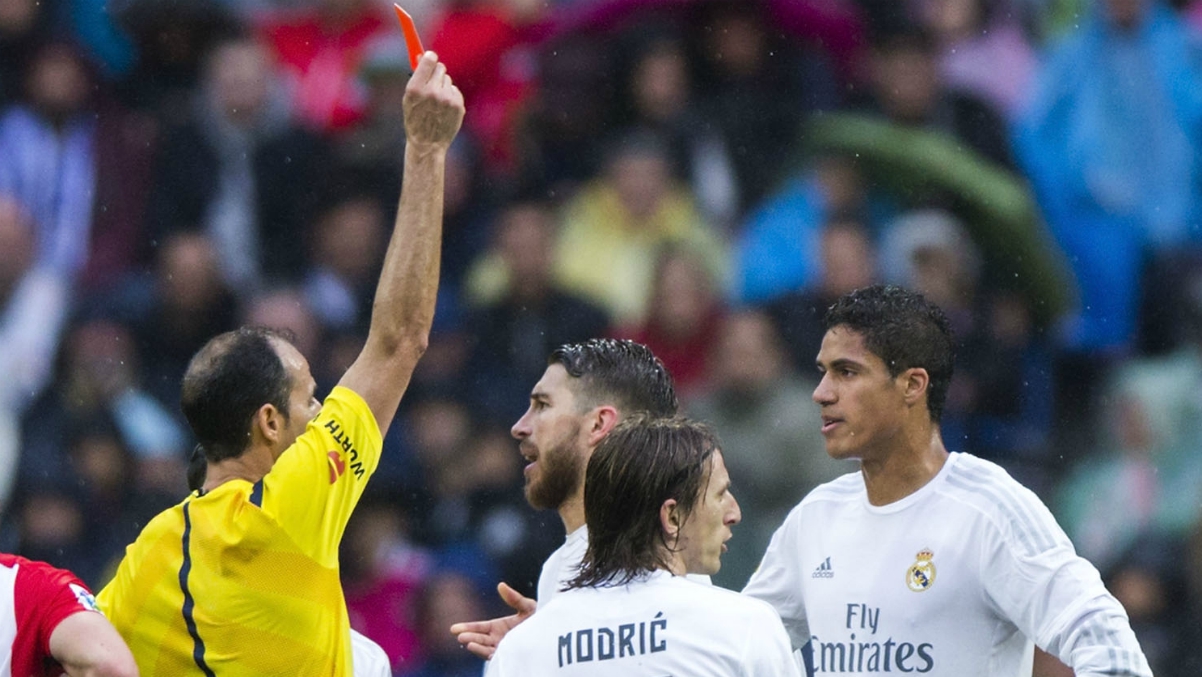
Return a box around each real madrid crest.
[906,548,936,592]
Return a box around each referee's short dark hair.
[181,327,294,463]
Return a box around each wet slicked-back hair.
[548,338,678,416]
[824,285,955,422]
[569,415,718,588]
[181,327,294,463]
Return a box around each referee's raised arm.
[338,51,464,434]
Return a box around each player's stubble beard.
[524,420,585,511]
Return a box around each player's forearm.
[63,658,140,677]
[365,142,447,359]
[50,612,139,677]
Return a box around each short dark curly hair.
[824,285,955,422]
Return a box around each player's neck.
[664,550,687,577]
[558,493,585,534]
[860,426,948,507]
[202,446,275,493]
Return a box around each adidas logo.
[812,557,834,579]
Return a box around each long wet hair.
[567,415,718,589]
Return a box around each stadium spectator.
[0,0,53,107]
[765,213,879,373]
[116,232,238,409]
[0,40,103,278]
[735,155,874,306]
[554,130,726,327]
[875,215,1062,484]
[462,199,610,425]
[688,0,838,214]
[19,317,188,497]
[615,29,738,229]
[513,35,614,194]
[0,195,69,512]
[401,572,492,677]
[342,497,431,672]
[257,0,391,132]
[913,0,1037,118]
[618,244,725,397]
[1014,0,1202,354]
[302,193,389,332]
[144,33,332,291]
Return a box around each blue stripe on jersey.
[250,479,264,507]
[180,503,217,677]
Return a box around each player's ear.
[586,405,620,447]
[659,498,681,540]
[901,367,929,408]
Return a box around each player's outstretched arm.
[449,582,536,660]
[339,50,464,433]
[49,611,139,677]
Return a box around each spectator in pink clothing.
[343,499,432,671]
[915,0,1037,118]
[258,0,391,132]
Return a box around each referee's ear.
[252,402,286,447]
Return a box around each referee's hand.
[449,583,536,660]
[402,51,465,151]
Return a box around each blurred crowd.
[3,0,1202,673]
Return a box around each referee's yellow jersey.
[98,386,381,676]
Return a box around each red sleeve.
[10,556,98,671]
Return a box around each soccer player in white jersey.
[451,339,679,657]
[488,415,799,676]
[743,284,1151,676]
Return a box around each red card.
[393,4,425,72]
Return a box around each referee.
[97,51,463,677]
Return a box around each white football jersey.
[350,629,391,677]
[744,453,1151,677]
[492,570,800,676]
[538,526,711,607]
[538,525,589,607]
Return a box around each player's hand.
[449,582,536,660]
[403,51,464,151]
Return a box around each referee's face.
[273,339,323,456]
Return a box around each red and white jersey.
[0,553,99,677]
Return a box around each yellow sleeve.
[257,386,382,566]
